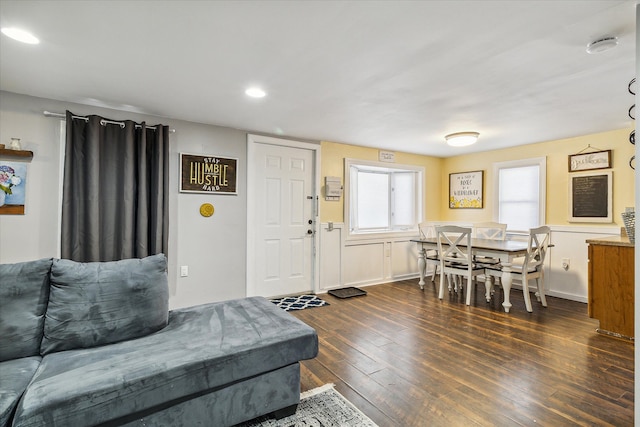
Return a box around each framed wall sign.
[180,153,238,195]
[449,170,483,209]
[568,150,611,172]
[569,171,612,223]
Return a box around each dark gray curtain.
[61,111,169,262]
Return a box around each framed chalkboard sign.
[569,171,612,222]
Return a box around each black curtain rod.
[43,111,175,133]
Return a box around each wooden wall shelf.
[0,148,34,160]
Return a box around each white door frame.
[246,134,321,297]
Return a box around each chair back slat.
[418,222,437,239]
[435,225,485,305]
[436,225,473,266]
[525,226,551,270]
[474,222,507,240]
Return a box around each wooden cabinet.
[587,236,634,339]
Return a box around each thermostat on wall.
[324,176,342,201]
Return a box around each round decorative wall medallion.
[199,203,214,217]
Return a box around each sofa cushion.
[0,258,52,361]
[14,297,318,427]
[41,254,169,355]
[0,356,41,427]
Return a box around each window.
[345,159,423,236]
[493,157,546,232]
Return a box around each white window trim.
[344,158,424,241]
[492,157,546,232]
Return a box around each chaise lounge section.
[1,255,318,427]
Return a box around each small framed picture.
[0,161,27,215]
[449,170,483,209]
[568,150,611,172]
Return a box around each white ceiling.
[0,0,636,157]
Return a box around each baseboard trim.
[320,276,587,304]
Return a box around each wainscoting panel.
[391,240,420,279]
[545,225,621,303]
[318,223,422,291]
[343,241,386,287]
[319,223,343,291]
[317,222,623,303]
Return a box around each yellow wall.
[320,141,442,223]
[442,127,635,226]
[321,126,634,227]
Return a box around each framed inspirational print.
[180,153,238,195]
[569,170,612,223]
[568,150,611,172]
[449,170,483,209]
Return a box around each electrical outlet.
[180,265,189,277]
[561,258,570,271]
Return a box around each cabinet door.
[588,244,634,338]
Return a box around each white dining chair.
[418,222,441,285]
[473,222,507,240]
[436,225,486,306]
[485,225,551,312]
[473,222,507,266]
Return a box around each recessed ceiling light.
[586,37,618,54]
[245,87,266,98]
[445,132,479,147]
[1,27,40,44]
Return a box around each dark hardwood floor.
[291,279,634,427]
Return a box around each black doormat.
[328,287,367,299]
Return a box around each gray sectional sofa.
[0,255,318,427]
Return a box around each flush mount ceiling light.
[445,132,479,147]
[245,87,266,98]
[1,27,40,44]
[586,36,618,54]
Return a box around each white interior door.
[247,135,318,298]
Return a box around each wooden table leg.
[501,262,513,313]
[484,275,492,303]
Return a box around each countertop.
[585,235,634,248]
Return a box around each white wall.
[0,93,63,263]
[0,91,247,309]
[0,90,628,309]
[545,225,622,303]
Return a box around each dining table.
[411,237,541,313]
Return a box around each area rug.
[270,294,329,311]
[238,383,378,426]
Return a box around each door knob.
[307,229,313,235]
